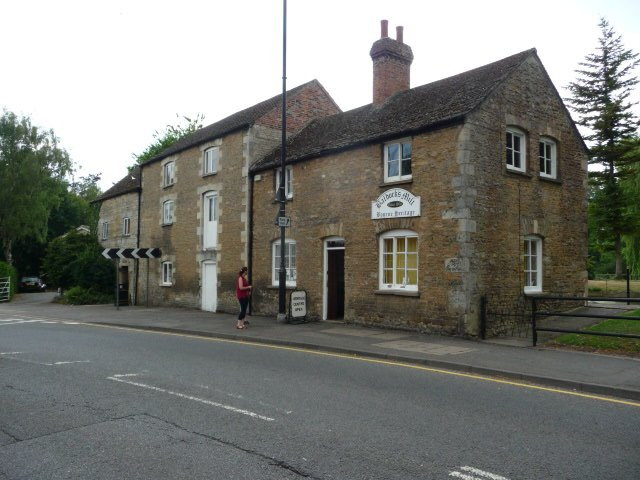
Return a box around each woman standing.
[236,267,252,329]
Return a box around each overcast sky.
[2,0,639,191]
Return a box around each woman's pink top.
[236,275,250,299]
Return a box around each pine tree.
[566,18,639,277]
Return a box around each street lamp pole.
[276,0,287,323]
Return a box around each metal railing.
[0,277,10,302]
[531,295,640,346]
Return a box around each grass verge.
[550,309,640,356]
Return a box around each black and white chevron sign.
[102,248,162,259]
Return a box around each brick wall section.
[465,56,588,334]
[98,192,139,302]
[372,55,411,104]
[255,82,340,133]
[251,126,464,333]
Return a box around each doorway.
[201,261,217,312]
[324,237,345,320]
[118,265,129,306]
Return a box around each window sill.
[162,223,173,228]
[163,183,175,189]
[505,168,532,179]
[379,179,413,188]
[160,283,173,287]
[524,289,543,296]
[267,285,297,290]
[375,289,420,297]
[539,176,561,185]
[202,172,218,178]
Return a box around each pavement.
[3,293,640,402]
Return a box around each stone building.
[249,21,588,335]
[95,167,141,304]
[121,80,340,312]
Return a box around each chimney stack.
[369,20,413,104]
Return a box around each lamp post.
[276,0,288,323]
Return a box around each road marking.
[80,322,640,408]
[107,374,275,422]
[449,466,510,480]
[0,320,41,326]
[0,352,23,355]
[47,360,91,366]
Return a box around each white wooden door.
[201,261,217,312]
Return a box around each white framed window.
[506,127,526,172]
[204,147,219,175]
[275,165,293,199]
[163,161,175,186]
[162,200,174,225]
[539,137,557,179]
[272,239,296,286]
[384,139,412,182]
[524,236,542,293]
[202,191,218,249]
[379,230,418,291]
[162,261,173,286]
[122,217,130,236]
[101,221,109,240]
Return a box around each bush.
[43,231,114,293]
[0,261,18,301]
[62,286,112,305]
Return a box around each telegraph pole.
[276,0,288,323]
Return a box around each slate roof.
[93,166,141,203]
[251,49,537,173]
[143,79,330,166]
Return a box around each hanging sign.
[371,188,421,219]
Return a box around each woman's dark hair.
[239,266,248,275]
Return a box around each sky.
[1,0,639,191]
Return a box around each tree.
[620,137,640,276]
[130,113,204,168]
[0,111,72,265]
[566,18,640,277]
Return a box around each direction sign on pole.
[276,216,291,227]
[102,248,162,259]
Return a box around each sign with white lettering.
[276,216,291,227]
[290,290,307,318]
[371,188,421,219]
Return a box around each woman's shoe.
[236,324,245,330]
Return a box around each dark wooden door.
[327,249,344,319]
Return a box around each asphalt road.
[1,304,639,479]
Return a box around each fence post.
[531,296,537,347]
[627,268,631,306]
[479,295,487,340]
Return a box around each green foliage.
[42,230,114,293]
[0,110,73,265]
[130,113,204,168]
[61,286,112,305]
[0,261,17,300]
[567,19,640,277]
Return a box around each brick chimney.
[370,20,414,104]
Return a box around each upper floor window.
[272,239,296,286]
[101,221,109,240]
[506,128,526,173]
[204,147,219,175]
[379,230,418,291]
[384,139,412,182]
[275,165,293,200]
[524,236,542,293]
[162,261,173,286]
[122,217,130,236]
[202,192,218,249]
[162,200,174,225]
[163,161,175,187]
[539,137,557,179]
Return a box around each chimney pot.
[396,26,404,44]
[381,19,388,38]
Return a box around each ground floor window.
[162,261,173,286]
[272,239,296,286]
[379,230,418,291]
[524,236,542,293]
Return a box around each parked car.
[19,276,46,292]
